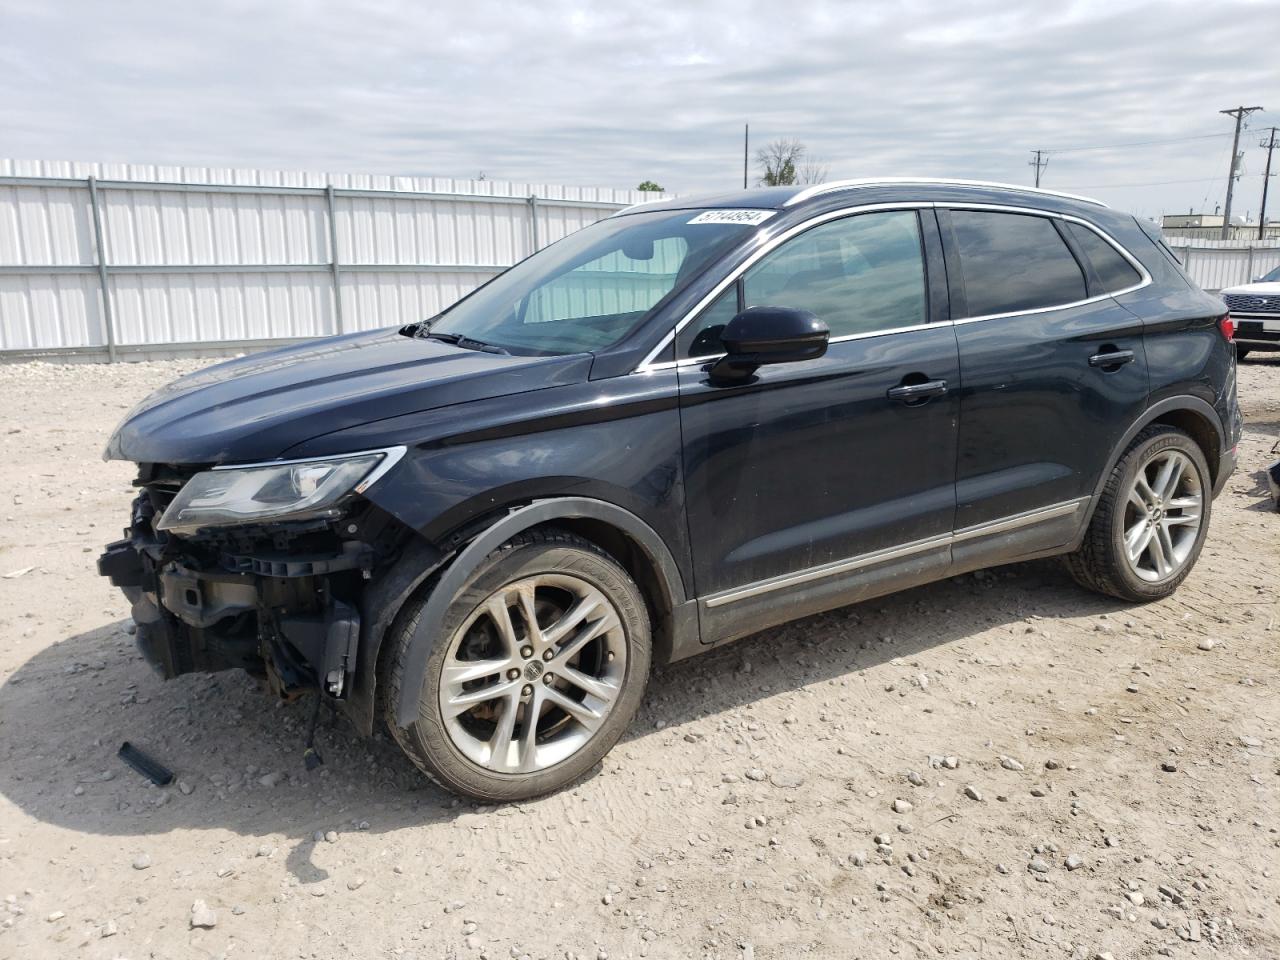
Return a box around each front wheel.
[384,529,651,801]
[1064,425,1212,602]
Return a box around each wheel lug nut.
[520,646,533,659]
[521,684,533,696]
[542,649,554,661]
[543,673,555,684]
[506,668,520,680]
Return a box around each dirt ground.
[0,354,1277,960]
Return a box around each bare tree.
[756,138,806,186]
[797,158,829,184]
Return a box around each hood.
[105,328,592,464]
[1221,281,1280,297]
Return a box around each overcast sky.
[3,0,1278,218]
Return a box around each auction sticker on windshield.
[687,210,776,225]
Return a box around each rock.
[46,910,65,922]
[178,780,194,795]
[851,852,867,867]
[324,830,338,843]
[1197,638,1216,651]
[942,756,959,769]
[100,919,118,937]
[1030,784,1048,797]
[907,770,925,787]
[1000,756,1024,771]
[1127,891,1145,906]
[1045,758,1062,770]
[132,853,151,870]
[1239,735,1263,748]
[190,900,217,929]
[256,844,273,858]
[964,785,982,801]
[347,877,367,891]
[258,772,282,788]
[1065,854,1084,871]
[1028,857,1050,874]
[996,863,1010,874]
[770,771,804,789]
[744,768,767,782]
[232,905,246,916]
[891,798,913,814]
[1161,761,1178,773]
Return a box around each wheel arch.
[1082,396,1225,534]
[385,497,692,730]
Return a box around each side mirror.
[707,306,829,384]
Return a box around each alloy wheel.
[438,574,627,774]
[1122,449,1204,583]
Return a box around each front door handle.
[1088,349,1135,368]
[887,379,948,403]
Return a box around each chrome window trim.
[633,201,1151,375]
[783,178,1107,209]
[701,497,1089,609]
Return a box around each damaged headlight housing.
[155,447,405,535]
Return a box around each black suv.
[99,178,1241,800]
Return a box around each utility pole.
[1220,105,1263,239]
[1259,126,1278,240]
[743,124,749,189]
[1029,149,1048,188]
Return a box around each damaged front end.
[98,450,415,716]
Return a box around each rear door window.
[1063,221,1142,293]
[950,211,1087,317]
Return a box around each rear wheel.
[1064,426,1211,602]
[385,529,650,801]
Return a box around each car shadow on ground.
[0,555,1146,883]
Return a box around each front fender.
[389,497,690,729]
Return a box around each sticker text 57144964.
[687,210,776,226]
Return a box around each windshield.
[426,209,764,355]
[1261,265,1280,283]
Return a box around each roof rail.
[783,178,1108,209]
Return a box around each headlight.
[155,447,405,535]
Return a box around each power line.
[1220,105,1263,238]
[1043,131,1233,155]
[1056,174,1264,190]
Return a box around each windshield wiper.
[422,330,509,355]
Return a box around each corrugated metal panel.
[0,159,663,355]
[1167,239,1280,292]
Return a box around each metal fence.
[0,160,659,361]
[1164,238,1280,293]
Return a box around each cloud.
[1,0,1277,218]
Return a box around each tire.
[1064,425,1212,602]
[1236,345,1251,361]
[384,528,651,801]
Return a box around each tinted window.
[743,211,926,338]
[951,211,1086,316]
[677,284,739,359]
[1064,222,1142,293]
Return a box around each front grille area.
[1224,293,1280,314]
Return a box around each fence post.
[325,184,345,335]
[1246,246,1255,282]
[87,176,118,363]
[527,194,540,253]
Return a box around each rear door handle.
[1088,349,1135,368]
[887,379,948,403]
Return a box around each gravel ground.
[0,354,1278,960]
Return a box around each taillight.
[1219,313,1234,342]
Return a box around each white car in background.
[1222,265,1280,358]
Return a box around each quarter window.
[950,211,1087,317]
[1063,221,1142,293]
